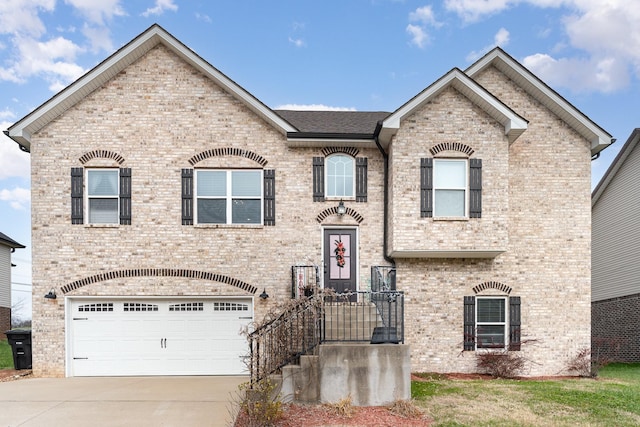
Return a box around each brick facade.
[592,294,640,362]
[23,28,600,377]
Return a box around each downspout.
[374,123,395,266]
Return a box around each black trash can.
[5,330,32,370]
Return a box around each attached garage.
[66,298,253,377]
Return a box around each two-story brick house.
[6,24,611,377]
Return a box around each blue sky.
[1,0,639,319]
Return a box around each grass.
[0,339,14,369]
[412,364,640,426]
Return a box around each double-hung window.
[196,170,262,224]
[326,154,354,199]
[433,159,467,217]
[87,169,119,224]
[476,297,507,349]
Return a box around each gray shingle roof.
[0,232,25,249]
[275,110,390,135]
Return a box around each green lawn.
[412,364,640,426]
[0,339,14,369]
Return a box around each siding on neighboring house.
[592,129,640,362]
[0,246,10,309]
[592,133,640,302]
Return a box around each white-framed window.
[86,169,119,224]
[476,297,507,349]
[196,169,262,224]
[325,154,355,199]
[433,158,467,218]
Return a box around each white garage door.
[68,298,253,376]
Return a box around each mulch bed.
[0,369,33,382]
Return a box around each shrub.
[325,395,354,418]
[476,350,526,378]
[388,399,424,418]
[235,378,283,427]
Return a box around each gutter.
[3,130,30,153]
[374,122,395,266]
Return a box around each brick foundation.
[592,294,640,362]
[0,306,10,338]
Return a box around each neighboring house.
[6,24,612,378]
[0,232,25,336]
[592,129,640,362]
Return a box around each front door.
[324,228,357,302]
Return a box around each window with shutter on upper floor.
[421,157,482,219]
[70,167,131,225]
[181,168,275,226]
[313,154,367,202]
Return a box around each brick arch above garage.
[60,268,258,295]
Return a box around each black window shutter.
[181,169,194,225]
[464,296,475,351]
[469,159,482,218]
[263,169,275,226]
[355,157,367,202]
[509,296,521,351]
[420,158,433,217]
[71,167,84,225]
[313,157,324,202]
[119,168,131,225]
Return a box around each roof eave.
[5,24,295,152]
[466,47,613,156]
[592,128,640,206]
[378,68,528,147]
[286,132,376,148]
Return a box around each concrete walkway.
[0,376,247,427]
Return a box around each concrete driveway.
[0,376,247,427]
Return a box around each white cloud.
[195,13,212,23]
[64,0,127,25]
[466,27,510,62]
[406,5,442,48]
[0,187,30,210]
[406,24,429,48]
[4,35,86,88]
[523,53,629,93]
[82,24,114,53]
[444,0,514,23]
[409,5,442,27]
[288,37,305,48]
[0,127,30,180]
[141,0,178,17]
[0,0,55,37]
[446,1,640,93]
[275,104,357,111]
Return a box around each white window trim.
[325,154,356,200]
[475,296,508,350]
[85,168,120,225]
[195,169,263,225]
[433,158,468,219]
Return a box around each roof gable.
[466,47,613,156]
[6,24,296,152]
[592,128,640,206]
[0,232,25,249]
[378,68,528,148]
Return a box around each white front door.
[68,298,253,376]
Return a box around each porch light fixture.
[337,200,346,216]
[44,288,57,299]
[259,288,269,299]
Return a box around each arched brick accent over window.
[79,150,125,165]
[188,147,268,167]
[60,268,257,295]
[473,281,512,295]
[316,206,364,223]
[429,142,475,157]
[320,147,359,157]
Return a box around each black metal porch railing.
[248,266,403,386]
[248,295,323,385]
[322,290,404,344]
